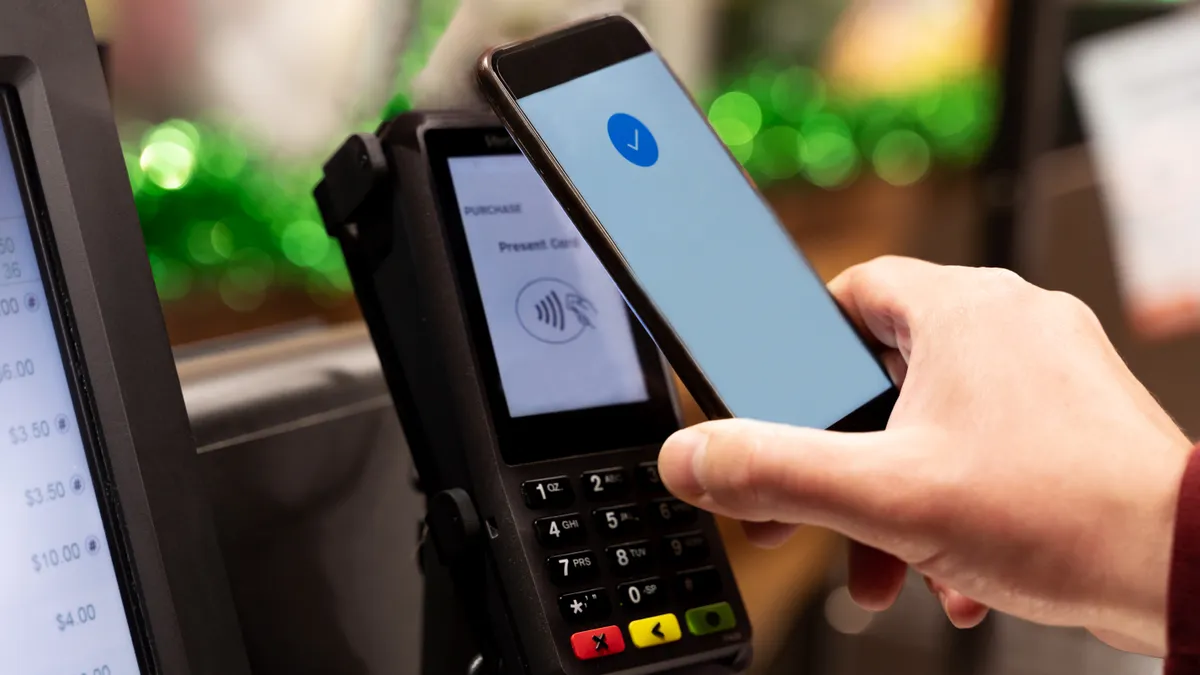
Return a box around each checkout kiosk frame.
[0,1,251,673]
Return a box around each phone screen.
[514,51,893,429]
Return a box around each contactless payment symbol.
[516,278,598,345]
[607,113,658,167]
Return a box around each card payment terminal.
[316,112,752,675]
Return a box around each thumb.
[659,419,939,550]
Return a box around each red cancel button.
[570,626,626,660]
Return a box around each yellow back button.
[628,614,682,648]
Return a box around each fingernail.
[660,428,709,498]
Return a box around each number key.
[662,532,710,565]
[675,567,722,602]
[593,504,642,537]
[606,541,654,576]
[547,550,599,586]
[618,577,667,611]
[649,498,698,527]
[522,477,574,509]
[581,467,630,501]
[637,462,667,494]
[534,513,586,547]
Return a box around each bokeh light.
[770,66,827,124]
[753,126,802,181]
[873,130,932,186]
[800,115,860,189]
[709,91,763,147]
[281,220,332,268]
[139,123,198,191]
[186,221,234,265]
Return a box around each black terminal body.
[0,1,250,673]
[316,111,753,675]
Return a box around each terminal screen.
[0,110,142,672]
[448,153,651,419]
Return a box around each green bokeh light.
[753,126,802,181]
[800,115,860,188]
[770,66,826,124]
[140,140,195,191]
[873,130,932,186]
[280,220,332,268]
[728,140,755,165]
[200,138,248,181]
[186,221,233,265]
[709,91,763,147]
[139,123,201,191]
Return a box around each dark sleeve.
[1168,446,1200,675]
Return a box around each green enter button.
[684,602,737,636]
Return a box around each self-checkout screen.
[0,112,141,674]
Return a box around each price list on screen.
[0,125,141,673]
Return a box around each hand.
[658,256,1193,655]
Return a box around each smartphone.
[478,14,898,431]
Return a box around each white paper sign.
[1070,9,1200,339]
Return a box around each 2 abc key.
[581,467,630,500]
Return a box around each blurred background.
[84,0,1200,673]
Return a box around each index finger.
[828,256,946,358]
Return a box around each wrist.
[1093,437,1193,656]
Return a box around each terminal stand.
[420,534,490,675]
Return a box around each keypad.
[648,498,697,527]
[523,476,574,509]
[534,513,586,548]
[559,588,612,624]
[607,541,654,576]
[547,550,599,586]
[617,577,667,611]
[582,467,630,500]
[593,504,643,537]
[662,532,710,566]
[521,460,733,657]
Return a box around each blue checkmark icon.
[607,113,658,167]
